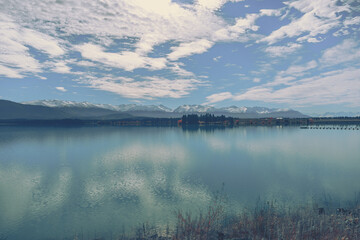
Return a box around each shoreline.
[0,116,359,127]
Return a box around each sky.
[0,0,359,114]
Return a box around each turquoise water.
[0,126,359,239]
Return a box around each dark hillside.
[0,100,72,119]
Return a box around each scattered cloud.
[333,28,350,37]
[0,64,23,78]
[233,67,360,106]
[55,87,67,92]
[207,37,360,107]
[320,39,360,67]
[196,0,244,11]
[79,75,206,100]
[207,67,360,106]
[265,43,302,57]
[262,0,349,44]
[307,37,322,43]
[205,92,233,104]
[1,0,359,110]
[344,16,360,27]
[76,43,167,71]
[168,63,195,77]
[198,75,209,79]
[263,60,317,87]
[75,61,98,68]
[213,56,222,62]
[2,0,225,57]
[0,13,64,78]
[282,60,317,77]
[212,13,262,42]
[50,61,72,74]
[168,39,214,61]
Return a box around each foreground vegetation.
[76,194,360,240]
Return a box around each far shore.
[0,116,359,128]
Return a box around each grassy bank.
[82,193,359,240]
[128,205,359,240]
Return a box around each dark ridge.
[0,99,72,120]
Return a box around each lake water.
[0,126,359,239]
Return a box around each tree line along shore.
[0,114,359,127]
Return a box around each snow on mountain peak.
[123,104,172,112]
[173,105,216,113]
[23,100,98,108]
[218,106,247,113]
[22,100,300,116]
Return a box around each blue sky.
[0,0,359,114]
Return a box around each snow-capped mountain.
[23,100,172,112]
[310,112,360,117]
[217,106,247,113]
[24,100,99,108]
[173,105,216,113]
[21,100,307,118]
[122,104,172,112]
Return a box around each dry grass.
[226,201,360,240]
[122,204,359,240]
[71,192,360,240]
[165,194,360,240]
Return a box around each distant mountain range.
[0,99,309,120]
[0,100,131,120]
[310,112,360,118]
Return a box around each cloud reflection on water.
[0,126,359,239]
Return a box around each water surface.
[0,126,359,239]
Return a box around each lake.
[0,126,359,239]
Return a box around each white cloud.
[212,13,260,41]
[21,29,65,57]
[55,87,67,92]
[196,0,229,11]
[283,60,318,76]
[51,61,72,74]
[269,60,318,86]
[333,28,350,37]
[344,16,360,27]
[0,0,233,81]
[224,38,360,106]
[0,64,23,78]
[168,63,195,77]
[265,43,302,57]
[253,78,261,83]
[320,39,360,66]
[0,13,65,78]
[168,39,214,61]
[2,0,225,55]
[0,0,283,81]
[205,92,233,104]
[262,0,350,44]
[259,9,283,17]
[212,9,282,42]
[2,0,358,107]
[196,0,244,11]
[75,61,98,67]
[213,56,222,62]
[233,67,360,106]
[307,37,321,43]
[79,75,205,99]
[207,66,360,106]
[76,43,167,71]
